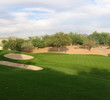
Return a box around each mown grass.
[0,50,110,100]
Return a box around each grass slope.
[0,50,110,100]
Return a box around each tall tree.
[68,32,84,45]
[88,31,109,45]
[29,36,45,48]
[2,37,25,51]
[21,41,34,52]
[46,32,71,51]
[107,35,110,47]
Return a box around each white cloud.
[0,0,110,37]
[95,0,110,4]
[0,0,93,9]
[21,8,55,13]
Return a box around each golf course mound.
[4,53,34,60]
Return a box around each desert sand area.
[32,46,110,56]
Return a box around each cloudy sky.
[0,0,110,37]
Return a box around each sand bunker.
[4,53,34,60]
[2,53,43,71]
[0,61,43,70]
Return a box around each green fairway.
[0,50,110,100]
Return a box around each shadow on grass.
[0,66,110,100]
[78,68,110,80]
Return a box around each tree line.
[2,31,110,52]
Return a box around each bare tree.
[83,40,97,51]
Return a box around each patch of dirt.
[0,61,43,71]
[4,53,34,60]
[32,46,110,56]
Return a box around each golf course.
[1,0,110,99]
[0,50,110,100]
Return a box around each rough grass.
[0,50,110,100]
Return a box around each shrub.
[21,41,34,52]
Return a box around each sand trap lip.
[0,61,43,70]
[4,53,34,60]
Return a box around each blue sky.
[0,0,110,37]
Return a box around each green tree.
[15,38,25,51]
[2,40,8,50]
[42,35,51,47]
[21,41,34,52]
[43,35,50,41]
[8,38,17,51]
[107,35,110,47]
[2,40,7,44]
[29,36,45,48]
[46,32,71,51]
[2,41,9,50]
[2,37,25,51]
[101,32,109,45]
[88,31,109,45]
[68,32,84,45]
